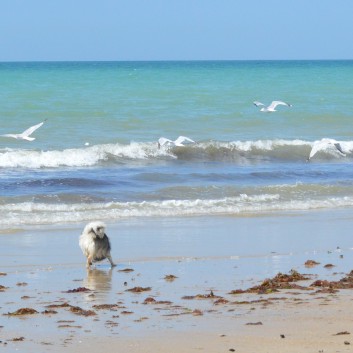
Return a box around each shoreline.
[1,210,353,352]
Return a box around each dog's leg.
[107,255,116,267]
[86,256,93,269]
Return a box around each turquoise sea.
[1,60,353,230]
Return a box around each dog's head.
[84,221,106,239]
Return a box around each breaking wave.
[1,193,353,229]
[1,139,353,169]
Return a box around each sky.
[1,0,353,61]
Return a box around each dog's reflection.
[83,268,113,301]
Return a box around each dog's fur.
[79,221,116,268]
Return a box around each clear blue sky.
[2,0,353,61]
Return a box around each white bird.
[253,100,292,112]
[158,136,195,149]
[308,138,346,161]
[1,119,47,141]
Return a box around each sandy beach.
[1,210,353,352]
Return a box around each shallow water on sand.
[1,211,353,350]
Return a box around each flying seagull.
[253,101,292,112]
[158,136,195,149]
[308,138,346,161]
[1,119,47,141]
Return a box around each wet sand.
[1,210,353,352]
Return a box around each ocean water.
[1,60,353,230]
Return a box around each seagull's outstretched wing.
[158,137,173,147]
[158,136,195,148]
[1,133,18,138]
[309,139,346,160]
[308,143,322,160]
[253,101,264,107]
[21,120,46,138]
[334,142,345,155]
[1,119,47,141]
[174,136,195,146]
[268,101,292,110]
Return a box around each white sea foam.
[0,139,352,169]
[1,194,353,229]
[0,142,167,168]
[230,139,310,151]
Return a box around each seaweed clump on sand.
[304,260,320,267]
[182,290,222,300]
[164,274,178,282]
[5,308,38,316]
[65,287,91,293]
[143,297,173,305]
[126,287,152,293]
[311,270,353,290]
[229,270,310,295]
[69,306,96,316]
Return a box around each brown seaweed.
[164,274,178,281]
[143,297,172,305]
[305,260,320,267]
[92,304,120,310]
[182,290,222,300]
[230,270,310,295]
[5,308,38,316]
[126,286,152,293]
[65,287,91,293]
[69,306,96,316]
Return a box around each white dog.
[79,221,116,268]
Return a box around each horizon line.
[1,58,353,64]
